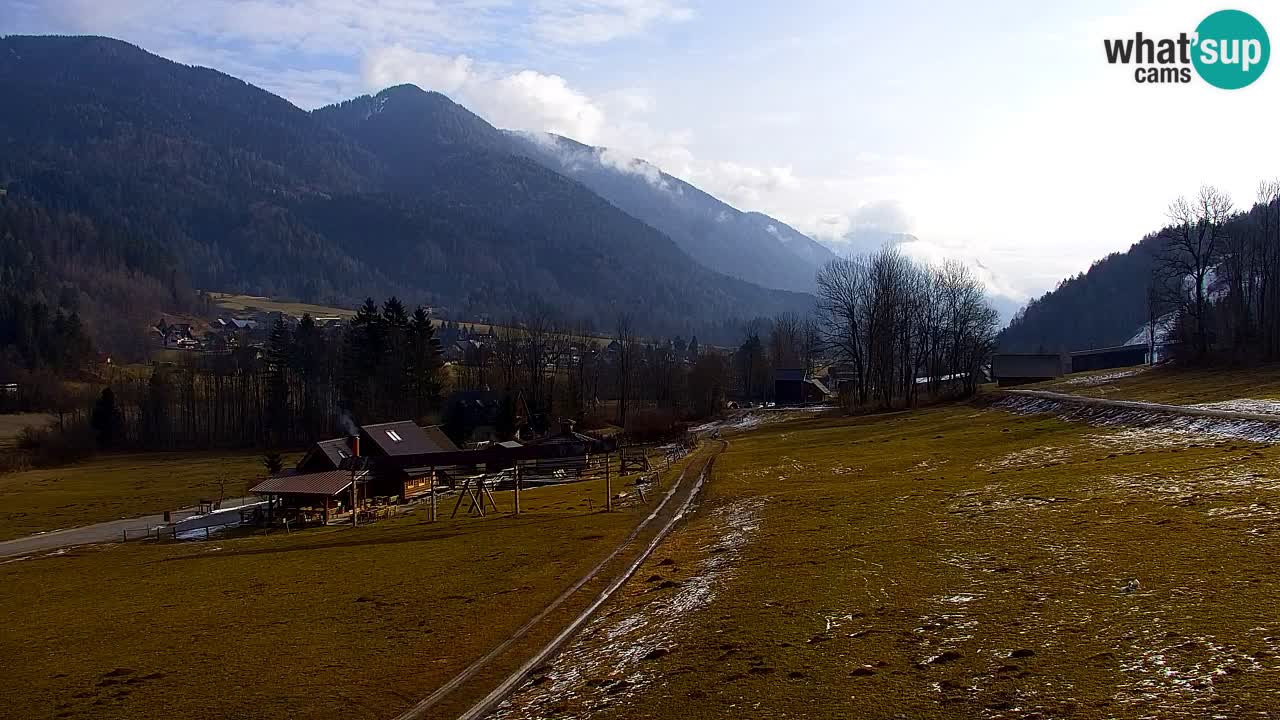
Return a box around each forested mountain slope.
[0,35,812,348]
[999,237,1159,353]
[508,132,835,293]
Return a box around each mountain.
[0,35,813,349]
[998,237,1160,353]
[508,132,835,292]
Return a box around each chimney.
[349,435,360,457]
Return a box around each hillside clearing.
[495,404,1280,719]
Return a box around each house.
[1069,344,1149,373]
[445,389,504,443]
[991,353,1067,386]
[256,420,462,512]
[774,368,834,406]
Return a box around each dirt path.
[392,441,725,720]
[0,496,259,559]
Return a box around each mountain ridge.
[0,35,813,348]
[507,130,836,293]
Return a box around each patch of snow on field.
[492,497,765,719]
[1060,367,1147,387]
[994,395,1280,445]
[1190,398,1280,416]
[691,406,838,435]
[978,445,1072,471]
[1114,628,1271,716]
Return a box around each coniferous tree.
[406,306,443,420]
[264,316,292,443]
[91,387,122,449]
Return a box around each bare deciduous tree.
[1158,185,1233,359]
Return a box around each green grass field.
[1028,363,1280,405]
[0,447,706,720]
[496,403,1280,718]
[0,451,287,541]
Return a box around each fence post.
[122,529,127,543]
[606,452,613,512]
[514,465,521,516]
[430,474,437,523]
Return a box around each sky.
[5,0,1280,312]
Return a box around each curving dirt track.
[392,440,725,720]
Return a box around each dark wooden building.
[774,369,834,406]
[262,420,461,508]
[991,353,1067,386]
[1069,344,1149,373]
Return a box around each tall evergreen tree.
[341,297,384,421]
[264,316,292,443]
[406,306,443,420]
[91,387,122,449]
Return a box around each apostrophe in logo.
[1103,9,1269,89]
[1192,9,1269,89]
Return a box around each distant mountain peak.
[508,131,834,292]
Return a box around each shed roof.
[314,438,355,468]
[251,470,358,496]
[1069,343,1149,357]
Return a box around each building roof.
[806,377,835,397]
[251,470,358,496]
[314,438,355,468]
[361,421,459,456]
[1069,343,1149,357]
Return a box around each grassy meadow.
[496,403,1280,719]
[0,451,288,541]
[0,412,54,450]
[0,446,707,720]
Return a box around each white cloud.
[364,46,609,142]
[532,0,693,45]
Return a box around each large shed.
[1069,344,1149,373]
[991,353,1067,387]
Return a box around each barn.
[991,353,1067,387]
[1069,344,1149,373]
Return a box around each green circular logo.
[1193,9,1270,89]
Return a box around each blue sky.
[5,0,1279,310]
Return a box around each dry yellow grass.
[1029,363,1280,405]
[208,292,357,319]
[0,451,286,541]
[0,412,54,449]
[496,404,1280,718]
[0,449,705,720]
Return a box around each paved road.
[0,496,260,559]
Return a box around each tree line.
[28,298,443,464]
[1151,182,1280,363]
[814,248,998,408]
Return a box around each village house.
[251,420,461,522]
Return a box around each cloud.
[364,46,609,142]
[532,0,694,45]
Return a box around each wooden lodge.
[251,420,462,519]
[251,417,611,525]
